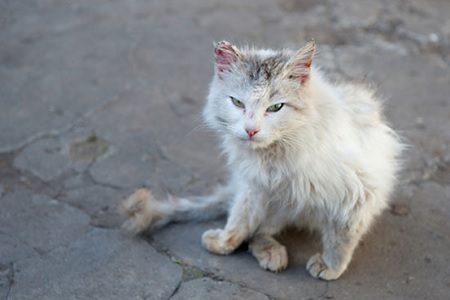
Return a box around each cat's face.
[204,40,315,149]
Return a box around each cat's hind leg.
[249,234,288,272]
[120,187,230,235]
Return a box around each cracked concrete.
[172,278,271,300]
[0,263,14,300]
[1,0,449,299]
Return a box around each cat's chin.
[238,137,272,150]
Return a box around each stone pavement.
[0,0,449,299]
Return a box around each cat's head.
[204,40,316,150]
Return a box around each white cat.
[121,40,403,280]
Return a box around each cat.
[120,39,403,280]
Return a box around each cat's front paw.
[306,253,345,281]
[201,229,240,255]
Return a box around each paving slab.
[154,221,328,300]
[0,263,14,300]
[9,228,183,300]
[0,1,138,152]
[172,277,270,300]
[13,137,76,182]
[60,182,123,228]
[0,233,37,264]
[0,189,90,253]
[13,129,109,182]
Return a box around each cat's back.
[328,79,402,188]
[335,81,384,127]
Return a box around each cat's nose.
[245,127,259,138]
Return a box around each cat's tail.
[120,187,230,235]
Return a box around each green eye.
[267,103,284,112]
[230,96,245,108]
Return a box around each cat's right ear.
[285,39,316,85]
[214,41,240,78]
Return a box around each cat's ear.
[214,40,241,76]
[285,39,315,84]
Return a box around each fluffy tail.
[120,187,230,235]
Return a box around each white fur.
[121,41,403,280]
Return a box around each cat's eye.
[266,103,284,112]
[230,96,245,109]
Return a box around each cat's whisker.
[190,123,211,134]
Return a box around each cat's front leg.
[307,218,369,280]
[202,189,263,255]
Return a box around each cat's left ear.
[285,39,315,84]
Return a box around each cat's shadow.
[151,216,392,281]
[276,227,322,266]
[228,227,322,273]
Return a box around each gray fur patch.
[245,53,289,84]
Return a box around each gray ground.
[1,0,449,299]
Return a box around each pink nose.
[245,128,259,138]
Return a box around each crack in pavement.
[0,263,14,300]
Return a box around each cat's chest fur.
[231,143,331,197]
[227,134,366,215]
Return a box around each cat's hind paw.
[253,244,288,273]
[249,236,288,273]
[306,253,344,281]
[201,229,242,255]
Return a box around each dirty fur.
[121,40,404,280]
